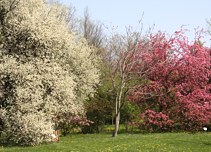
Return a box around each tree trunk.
[113,81,125,137]
[125,120,129,132]
[113,112,120,137]
[113,96,120,137]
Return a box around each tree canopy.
[129,31,211,131]
[0,0,100,145]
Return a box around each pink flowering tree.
[128,31,211,131]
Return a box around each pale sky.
[59,0,211,46]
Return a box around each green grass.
[0,132,211,152]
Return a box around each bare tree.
[66,4,78,32]
[81,7,104,49]
[105,26,143,137]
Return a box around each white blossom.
[0,0,100,145]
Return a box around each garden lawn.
[0,133,211,152]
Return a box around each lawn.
[0,132,211,152]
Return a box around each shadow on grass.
[0,140,52,148]
[203,142,211,146]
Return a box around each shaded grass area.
[0,132,211,152]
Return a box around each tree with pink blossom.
[129,31,211,131]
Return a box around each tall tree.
[0,0,100,145]
[105,27,143,137]
[81,7,104,49]
[129,31,211,131]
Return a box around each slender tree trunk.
[111,114,114,125]
[113,96,120,137]
[113,110,120,137]
[113,81,125,137]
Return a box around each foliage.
[0,0,99,145]
[120,101,140,131]
[129,31,211,131]
[140,109,173,132]
[82,99,113,133]
[82,65,115,133]
[54,113,93,135]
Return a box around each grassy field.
[0,132,211,152]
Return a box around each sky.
[59,0,211,46]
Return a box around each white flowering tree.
[0,0,99,145]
